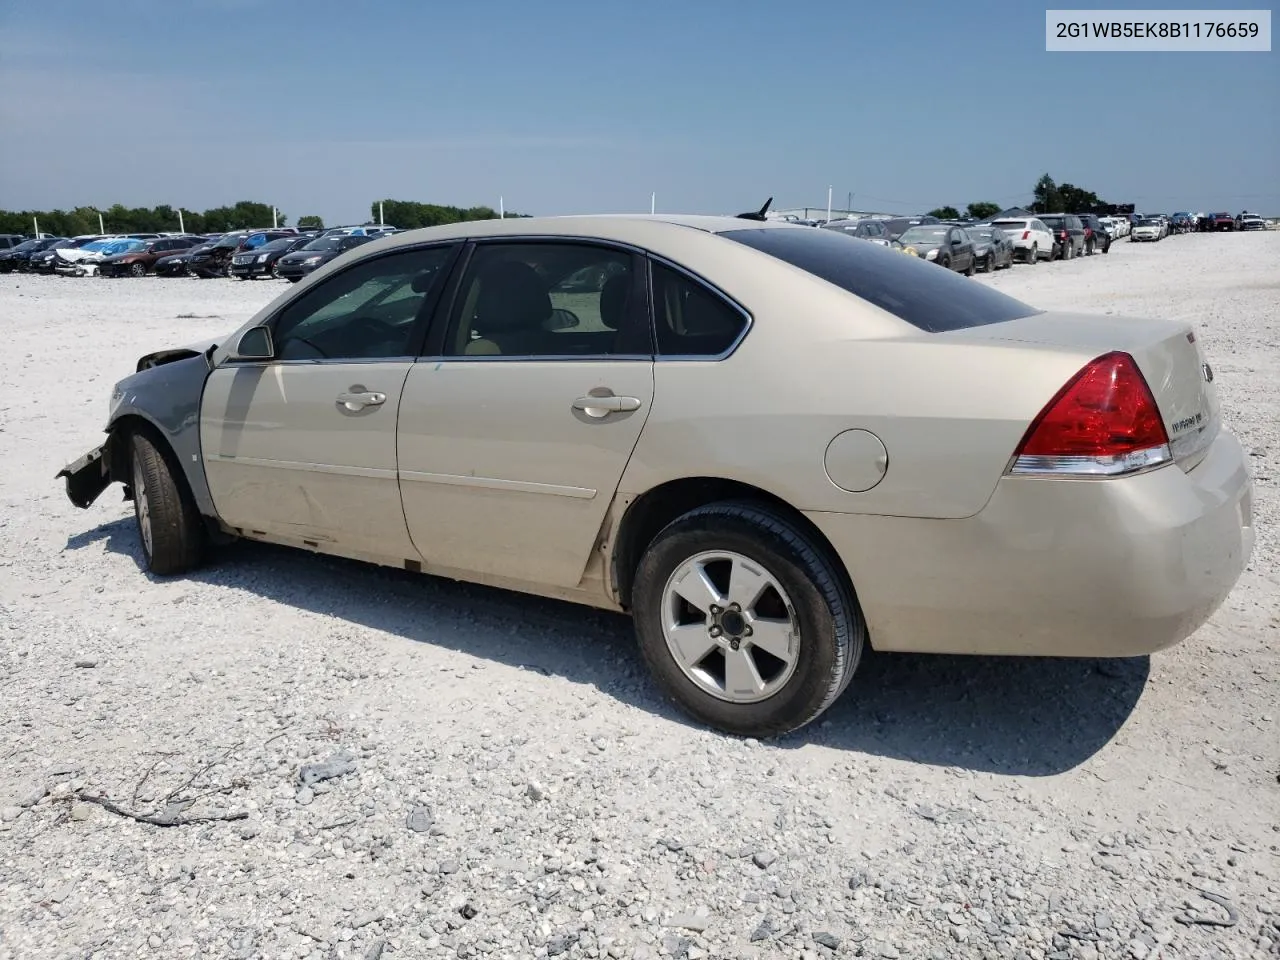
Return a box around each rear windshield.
[992,220,1027,231]
[718,227,1040,333]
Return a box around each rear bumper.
[807,428,1254,658]
[56,440,115,509]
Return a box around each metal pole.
[379,201,385,225]
[178,209,185,234]
[826,185,832,223]
[98,212,105,234]
[33,216,39,237]
[499,197,504,219]
[272,206,278,228]
[650,192,656,215]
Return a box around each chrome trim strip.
[413,354,651,364]
[398,470,597,499]
[206,454,397,480]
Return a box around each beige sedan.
[58,215,1255,737]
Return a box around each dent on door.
[200,362,417,558]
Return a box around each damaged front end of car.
[55,340,221,511]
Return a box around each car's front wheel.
[631,501,865,738]
[129,432,205,575]
[129,262,146,278]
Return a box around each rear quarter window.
[718,227,1040,333]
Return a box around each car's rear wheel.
[1061,242,1072,261]
[964,257,975,277]
[129,432,205,576]
[631,501,865,738]
[1026,244,1037,264]
[983,253,994,273]
[129,262,146,278]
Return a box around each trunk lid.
[947,311,1219,471]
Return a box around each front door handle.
[336,391,387,412]
[572,395,642,418]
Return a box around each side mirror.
[230,325,274,361]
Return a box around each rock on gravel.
[1,237,1277,959]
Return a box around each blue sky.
[1,0,1276,223]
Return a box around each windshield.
[260,238,295,252]
[719,227,1040,333]
[302,237,345,251]
[213,235,246,249]
[1138,219,1161,226]
[101,239,145,256]
[898,227,948,244]
[11,240,41,252]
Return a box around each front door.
[397,240,654,588]
[200,244,458,560]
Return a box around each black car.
[1037,214,1087,260]
[1075,214,1112,255]
[964,225,1015,272]
[0,237,65,273]
[229,234,318,280]
[895,224,977,275]
[275,234,376,282]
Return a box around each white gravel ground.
[1,231,1277,960]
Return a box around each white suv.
[990,218,1054,264]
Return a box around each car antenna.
[736,197,773,221]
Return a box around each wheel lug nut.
[744,626,753,636]
[709,605,721,615]
[709,626,721,637]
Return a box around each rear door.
[200,243,459,560]
[396,239,654,588]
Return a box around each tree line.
[370,199,529,230]
[925,174,1119,221]
[0,198,530,238]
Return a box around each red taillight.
[1009,352,1172,477]
[1021,230,1030,240]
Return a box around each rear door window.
[650,261,749,357]
[718,227,1040,333]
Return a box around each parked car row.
[0,224,400,280]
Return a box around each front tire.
[964,257,975,277]
[129,262,146,278]
[631,501,865,738]
[129,432,205,575]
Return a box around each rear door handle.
[572,395,642,418]
[336,391,387,411]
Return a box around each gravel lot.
[1,232,1276,960]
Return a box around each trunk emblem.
[1202,362,1214,383]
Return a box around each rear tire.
[983,253,994,273]
[1027,244,1038,264]
[964,257,975,277]
[631,501,865,738]
[129,432,205,576]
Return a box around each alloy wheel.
[660,550,800,704]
